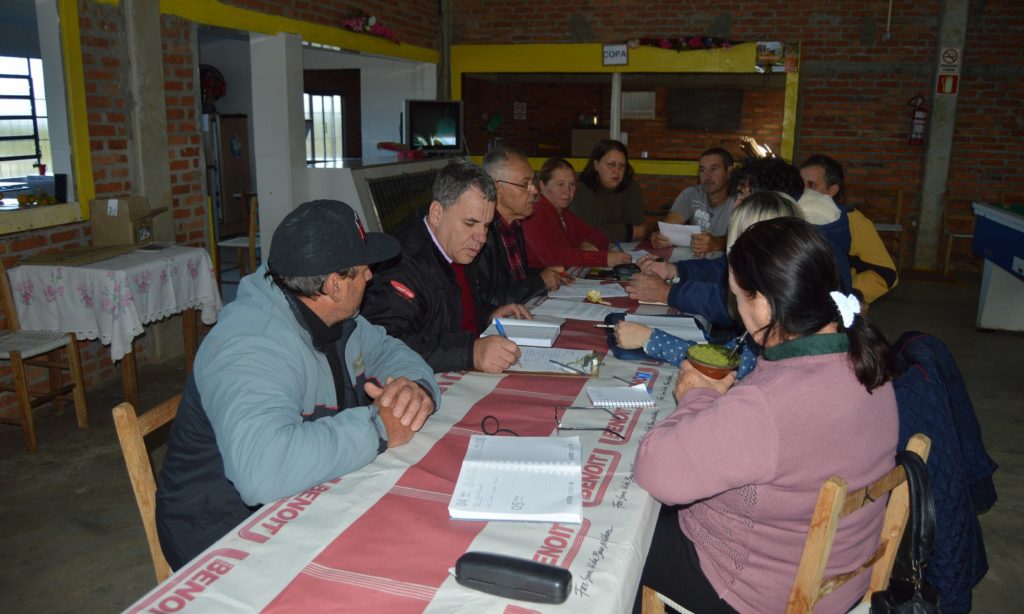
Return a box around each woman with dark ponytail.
[633,217,899,614]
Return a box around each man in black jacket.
[477,146,564,305]
[362,159,530,373]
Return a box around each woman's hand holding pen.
[614,322,653,349]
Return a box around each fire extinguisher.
[908,95,928,145]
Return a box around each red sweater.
[522,195,610,268]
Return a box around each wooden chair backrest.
[785,433,932,613]
[112,394,182,583]
[246,194,259,273]
[861,189,904,226]
[0,256,20,331]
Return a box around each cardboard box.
[89,197,168,247]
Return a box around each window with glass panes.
[304,93,345,164]
[0,56,48,180]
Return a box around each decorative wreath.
[341,13,400,44]
[627,36,738,52]
[199,64,227,105]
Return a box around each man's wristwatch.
[669,275,681,285]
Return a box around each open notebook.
[449,435,582,523]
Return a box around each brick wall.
[162,14,207,246]
[453,0,1024,271]
[464,77,784,165]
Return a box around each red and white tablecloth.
[125,322,678,613]
[8,245,221,360]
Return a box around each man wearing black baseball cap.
[156,200,439,571]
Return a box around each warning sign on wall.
[938,47,961,74]
[937,74,959,95]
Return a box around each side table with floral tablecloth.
[8,245,222,405]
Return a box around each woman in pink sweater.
[522,158,632,268]
[634,217,899,614]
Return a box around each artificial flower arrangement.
[342,13,400,44]
[627,36,738,52]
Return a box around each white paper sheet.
[625,314,707,343]
[531,298,626,321]
[507,347,598,375]
[657,222,701,246]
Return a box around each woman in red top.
[523,157,632,268]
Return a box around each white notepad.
[449,435,582,523]
[480,317,563,347]
[586,384,655,408]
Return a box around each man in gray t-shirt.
[651,148,734,257]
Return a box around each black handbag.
[870,450,940,613]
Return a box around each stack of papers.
[449,435,582,523]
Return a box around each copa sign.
[603,43,628,66]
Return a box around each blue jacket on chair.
[893,331,998,613]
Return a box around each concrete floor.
[0,272,1020,612]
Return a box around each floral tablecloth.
[8,245,222,361]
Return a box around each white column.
[610,72,622,140]
[250,32,307,260]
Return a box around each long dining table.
[123,284,687,614]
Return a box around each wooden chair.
[862,189,905,269]
[785,433,932,613]
[641,434,932,614]
[942,194,977,276]
[0,258,88,451]
[112,394,182,583]
[215,193,259,287]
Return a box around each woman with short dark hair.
[569,139,648,242]
[633,217,898,614]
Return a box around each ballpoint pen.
[614,241,624,252]
[494,319,508,339]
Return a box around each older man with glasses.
[475,145,566,306]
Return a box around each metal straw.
[726,331,749,360]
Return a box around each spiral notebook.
[586,384,655,408]
[449,435,582,523]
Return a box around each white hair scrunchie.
[830,291,861,328]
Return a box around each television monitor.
[405,99,464,154]
[668,89,743,131]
